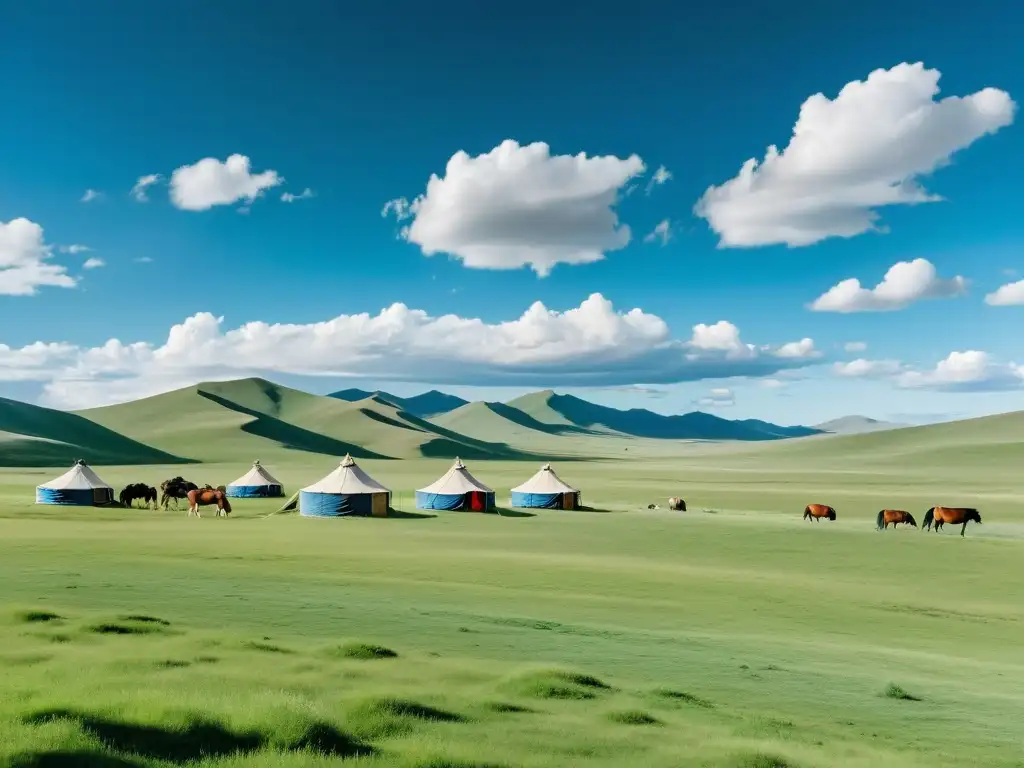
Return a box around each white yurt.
[226,460,284,498]
[299,454,390,517]
[510,463,581,509]
[416,457,495,511]
[35,460,115,506]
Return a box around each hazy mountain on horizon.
[813,415,905,435]
[329,388,469,418]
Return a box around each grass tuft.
[242,640,292,654]
[482,701,535,714]
[346,697,466,739]
[651,688,714,708]
[884,683,922,701]
[87,623,160,636]
[7,750,144,767]
[505,669,610,700]
[117,615,170,626]
[733,753,795,768]
[607,709,661,725]
[332,642,398,660]
[15,610,63,624]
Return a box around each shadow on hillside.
[485,402,600,436]
[0,397,190,467]
[197,391,393,460]
[358,407,424,432]
[22,709,372,763]
[395,408,543,460]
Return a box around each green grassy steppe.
[0,381,1022,766]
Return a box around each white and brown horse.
[186,487,232,517]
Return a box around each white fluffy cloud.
[82,258,105,270]
[844,341,867,353]
[58,244,92,255]
[697,387,735,408]
[281,188,315,203]
[80,189,103,203]
[643,218,672,246]
[834,352,1022,392]
[130,174,162,202]
[984,279,1024,306]
[0,218,77,296]
[810,258,966,313]
[695,62,1016,247]
[382,139,646,276]
[170,154,282,211]
[898,351,1023,392]
[0,294,819,409]
[775,338,817,358]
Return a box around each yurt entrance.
[468,491,486,511]
[561,492,577,510]
[372,493,389,517]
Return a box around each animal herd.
[119,477,232,517]
[803,503,983,537]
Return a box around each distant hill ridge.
[813,415,904,435]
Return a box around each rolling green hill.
[0,397,187,467]
[329,388,468,418]
[76,378,531,463]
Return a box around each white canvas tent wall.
[416,457,495,511]
[510,463,580,509]
[300,454,390,517]
[226,460,284,498]
[36,460,115,506]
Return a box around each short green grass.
[0,449,1021,767]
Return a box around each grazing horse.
[804,504,836,522]
[186,488,232,518]
[667,497,686,511]
[923,507,982,537]
[876,509,917,530]
[160,477,199,510]
[119,483,158,509]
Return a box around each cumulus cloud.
[130,174,162,202]
[281,188,315,203]
[834,352,1022,392]
[82,258,105,270]
[844,341,867,353]
[810,258,966,313]
[775,338,818,359]
[759,378,787,389]
[695,62,1016,247]
[697,387,735,408]
[984,279,1024,306]
[897,351,1023,392]
[0,218,77,296]
[382,139,646,276]
[643,218,672,246]
[80,189,103,203]
[0,294,818,409]
[170,154,282,211]
[645,164,672,194]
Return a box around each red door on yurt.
[468,491,486,511]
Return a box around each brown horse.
[667,497,686,511]
[876,509,917,530]
[804,504,836,522]
[923,507,981,537]
[186,488,232,518]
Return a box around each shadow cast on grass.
[385,509,438,520]
[23,709,372,763]
[8,750,145,768]
[492,507,536,519]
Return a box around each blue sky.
[1,0,1022,425]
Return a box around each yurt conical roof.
[229,460,281,487]
[417,457,493,494]
[302,454,390,494]
[38,460,112,490]
[510,463,577,494]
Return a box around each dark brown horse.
[186,487,232,518]
[923,507,981,537]
[804,504,836,521]
[876,509,917,530]
[160,477,199,510]
[119,483,158,509]
[667,497,686,511]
